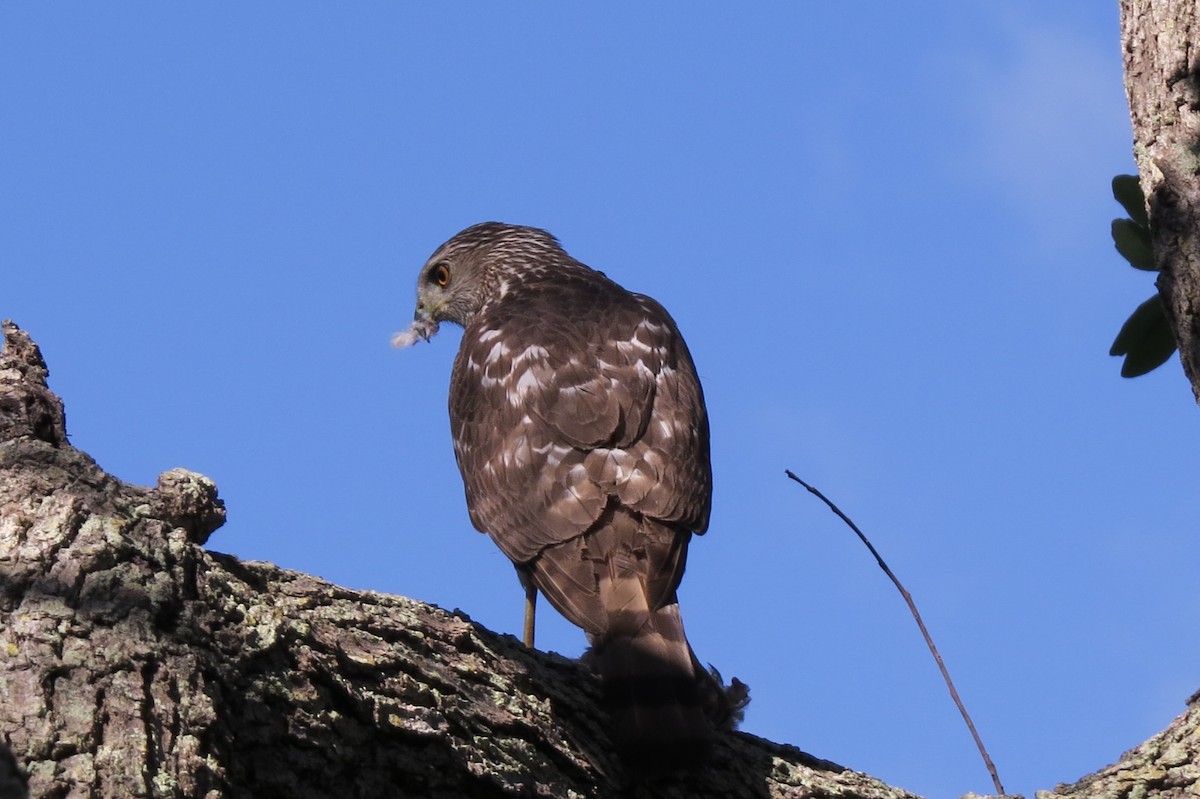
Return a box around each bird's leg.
[516,565,537,648]
[523,582,537,648]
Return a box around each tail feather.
[591,603,713,774]
[527,509,748,773]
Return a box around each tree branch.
[0,320,914,799]
[3,318,1196,798]
[785,471,1004,796]
[1120,0,1200,403]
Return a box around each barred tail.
[591,603,713,774]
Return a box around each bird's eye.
[431,263,451,287]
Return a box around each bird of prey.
[394,222,744,770]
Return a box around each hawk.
[394,222,744,770]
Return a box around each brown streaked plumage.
[396,222,744,771]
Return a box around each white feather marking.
[498,415,538,470]
[636,319,665,334]
[505,434,532,469]
[484,340,510,363]
[540,443,570,469]
[622,336,654,354]
[477,328,502,343]
[510,368,543,404]
[514,439,532,469]
[513,345,549,365]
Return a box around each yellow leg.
[523,580,537,648]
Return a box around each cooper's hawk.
[394,222,744,770]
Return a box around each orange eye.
[431,263,451,287]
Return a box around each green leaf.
[1112,174,1149,227]
[1110,294,1178,377]
[1111,218,1155,270]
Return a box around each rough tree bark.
[0,320,925,799]
[1,282,1199,799]
[1038,692,1200,799]
[1121,0,1200,403]
[1,310,1199,799]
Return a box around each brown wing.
[448,270,711,573]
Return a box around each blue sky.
[4,4,1198,797]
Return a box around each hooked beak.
[411,305,440,342]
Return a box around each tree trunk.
[1121,0,1200,403]
[3,316,1199,799]
[0,319,918,799]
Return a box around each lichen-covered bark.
[0,319,918,799]
[1037,694,1200,799]
[5,319,1197,799]
[1121,0,1200,403]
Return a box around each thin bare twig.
[785,470,1005,796]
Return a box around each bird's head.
[392,222,564,348]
